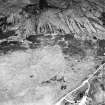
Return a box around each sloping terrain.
[0,0,104,105]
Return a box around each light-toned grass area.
[0,45,96,105]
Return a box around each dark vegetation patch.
[26,34,56,48]
[101,60,105,64]
[0,16,16,39]
[26,35,42,43]
[71,83,89,103]
[56,34,85,58]
[39,0,48,9]
[100,83,105,91]
[61,85,67,90]
[63,34,74,40]
[57,40,67,47]
[83,40,95,49]
[99,12,105,26]
[26,34,75,50]
[0,16,7,26]
[97,39,105,56]
[93,36,97,40]
[26,34,97,59]
[0,16,13,28]
[29,74,34,78]
[26,34,44,49]
[22,4,40,14]
[0,41,27,54]
[41,75,66,85]
[28,43,41,49]
[73,90,86,103]
[62,45,85,57]
[56,34,98,59]
[0,30,16,39]
[98,39,105,47]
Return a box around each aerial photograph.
[0,0,104,105]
